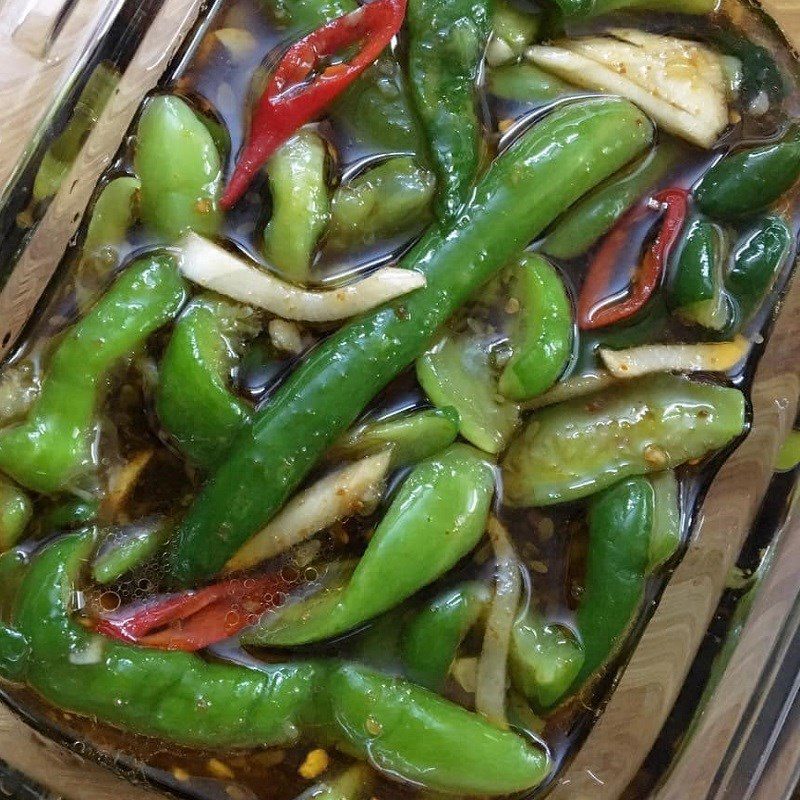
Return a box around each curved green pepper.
[543,141,679,260]
[647,470,681,571]
[402,581,491,691]
[0,256,186,493]
[509,614,584,710]
[135,95,222,240]
[694,128,800,220]
[669,218,730,330]
[263,129,330,282]
[156,296,255,471]
[246,444,495,646]
[407,0,491,218]
[488,63,571,104]
[39,498,99,533]
[574,477,652,685]
[502,375,746,507]
[92,517,171,584]
[329,406,460,468]
[727,215,794,323]
[169,98,654,585]
[498,255,572,401]
[418,332,520,455]
[326,157,435,252]
[11,533,549,794]
[0,476,31,551]
[489,0,540,64]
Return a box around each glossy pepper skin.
[543,140,679,261]
[0,476,31,551]
[135,96,222,240]
[502,374,746,507]
[694,128,800,220]
[407,0,491,219]
[245,444,495,646]
[498,255,573,401]
[574,477,652,685]
[0,256,186,493]
[8,533,549,795]
[156,296,255,471]
[263,129,330,281]
[548,0,715,18]
[727,215,794,323]
[402,581,491,691]
[326,157,435,252]
[260,0,425,156]
[669,218,730,330]
[168,98,654,585]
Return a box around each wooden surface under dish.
[0,2,799,799]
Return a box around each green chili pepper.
[402,581,491,691]
[168,98,654,585]
[498,255,572,401]
[135,95,222,240]
[647,470,681,571]
[260,0,426,156]
[488,63,571,104]
[0,256,186,494]
[12,533,549,794]
[418,332,520,455]
[574,477,652,685]
[509,614,584,710]
[0,623,29,680]
[246,444,495,646]
[694,128,800,220]
[77,176,142,312]
[727,215,794,324]
[39,498,99,533]
[712,30,785,106]
[263,129,330,282]
[547,0,715,19]
[0,547,27,621]
[326,157,435,253]
[407,0,491,218]
[330,407,460,468]
[33,63,120,203]
[0,476,31,552]
[502,375,746,507]
[488,0,541,64]
[669,218,731,331]
[776,430,800,472]
[156,296,256,471]
[543,141,680,260]
[92,517,171,584]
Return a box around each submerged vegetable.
[487,0,540,66]
[329,407,460,468]
[10,533,550,794]
[502,374,747,507]
[498,255,573,401]
[326,157,435,252]
[156,296,256,471]
[135,96,222,240]
[574,477,652,685]
[0,477,31,552]
[694,128,800,219]
[647,470,681,570]
[548,0,716,19]
[488,62,571,103]
[0,256,186,493]
[263,129,330,281]
[93,518,171,584]
[245,444,495,645]
[169,98,654,585]
[407,0,491,218]
[418,332,520,454]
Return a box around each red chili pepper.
[96,569,296,651]
[578,188,689,330]
[221,0,407,208]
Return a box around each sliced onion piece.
[224,450,392,573]
[475,516,522,730]
[177,233,426,322]
[599,336,749,379]
[521,371,618,410]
